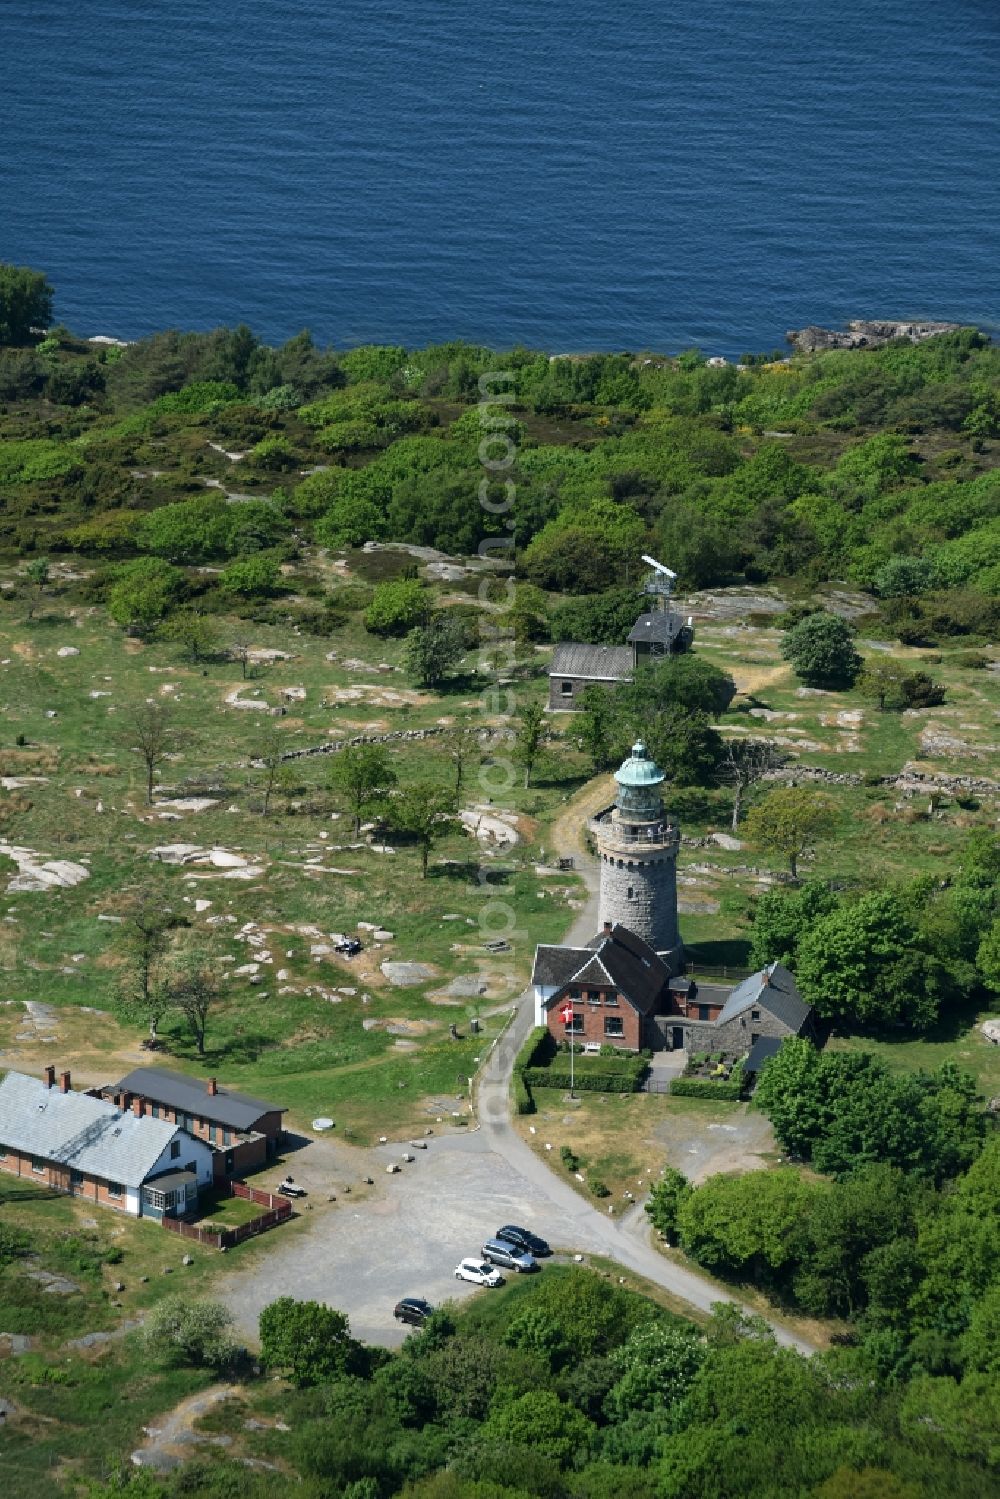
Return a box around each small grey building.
[548,644,634,711]
[665,962,814,1054]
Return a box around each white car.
[454,1257,505,1288]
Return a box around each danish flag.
[559,1002,574,1025]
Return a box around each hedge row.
[522,1068,642,1095]
[669,1076,743,1102]
[513,1073,535,1116]
[515,1025,556,1075]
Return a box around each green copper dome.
[614,741,665,790]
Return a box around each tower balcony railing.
[589,812,680,848]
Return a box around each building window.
[569,988,580,999]
[604,1016,624,1037]
[70,1169,84,1190]
[627,885,634,899]
[223,1129,233,1147]
[150,1103,160,1119]
[564,1014,584,1034]
[560,681,573,696]
[605,993,619,1006]
[698,1004,712,1021]
[31,1157,46,1176]
[587,989,600,1002]
[107,1182,123,1199]
[751,1009,760,1021]
[170,1139,180,1160]
[209,1123,218,1145]
[0,1144,7,1160]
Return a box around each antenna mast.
[640,554,677,615]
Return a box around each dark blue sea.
[3,1,998,356]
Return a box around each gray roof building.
[715,962,810,1032]
[0,1070,189,1189]
[549,644,634,681]
[111,1067,284,1132]
[627,611,687,647]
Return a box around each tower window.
[627,885,634,899]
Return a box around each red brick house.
[0,1067,214,1217]
[102,1067,286,1182]
[531,922,669,1052]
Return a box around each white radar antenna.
[640,554,677,612]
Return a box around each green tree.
[384,784,456,877]
[164,941,220,1056]
[781,611,862,688]
[576,685,622,771]
[314,491,388,546]
[796,888,950,1031]
[120,699,187,804]
[142,1295,235,1370]
[23,555,50,620]
[604,1321,705,1418]
[644,709,723,788]
[0,263,53,344]
[251,719,287,817]
[329,745,397,836]
[403,614,467,687]
[107,557,186,636]
[977,918,1000,991]
[137,496,234,564]
[743,786,839,880]
[720,737,784,831]
[364,579,430,636]
[219,553,281,597]
[113,894,184,1041]
[482,1391,595,1466]
[160,610,216,663]
[512,700,549,789]
[644,1168,693,1243]
[628,654,737,719]
[859,660,909,712]
[748,880,839,968]
[676,1169,817,1287]
[259,1297,360,1386]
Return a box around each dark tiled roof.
[531,945,591,988]
[535,924,668,1018]
[112,1067,284,1131]
[549,644,633,680]
[744,1036,784,1074]
[627,611,686,645]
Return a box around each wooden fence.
[161,1181,292,1249]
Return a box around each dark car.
[496,1224,551,1258]
[394,1297,433,1326]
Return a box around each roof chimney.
[207,1077,218,1097]
[132,1096,145,1118]
[603,921,613,935]
[59,1070,71,1094]
[44,1065,56,1090]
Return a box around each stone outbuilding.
[660,962,814,1054]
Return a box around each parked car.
[277,1176,307,1198]
[481,1238,538,1273]
[454,1258,505,1288]
[393,1297,433,1326]
[496,1224,551,1257]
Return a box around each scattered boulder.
[381,961,437,987]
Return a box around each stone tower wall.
[597,841,680,959]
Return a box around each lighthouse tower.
[591,742,682,971]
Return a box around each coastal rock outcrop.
[786,319,963,353]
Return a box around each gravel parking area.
[216,1130,608,1347]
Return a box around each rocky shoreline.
[786,318,965,353]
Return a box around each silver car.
[481,1237,538,1273]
